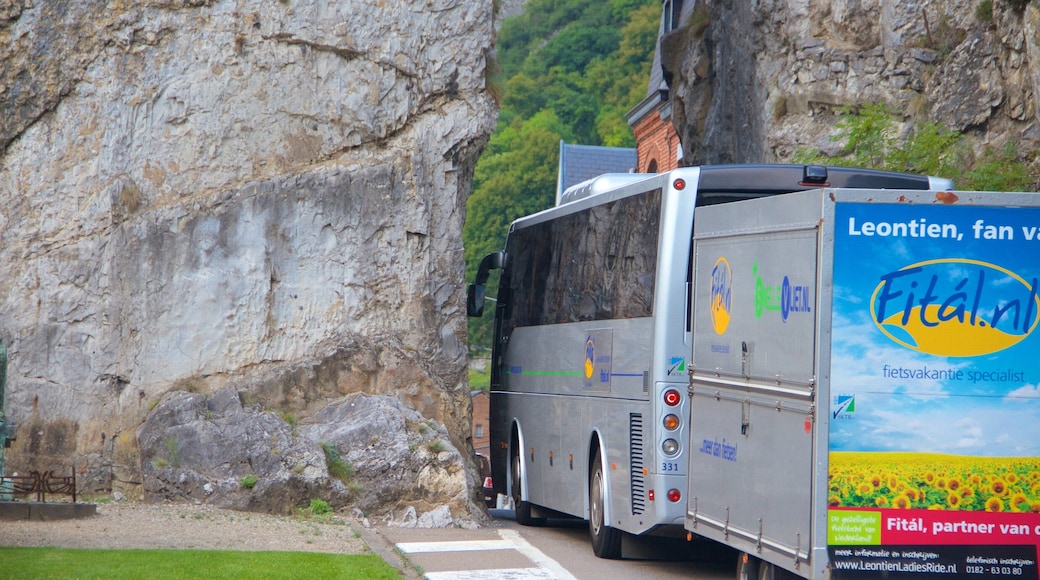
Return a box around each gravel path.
[0,501,372,554]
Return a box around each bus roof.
[559,164,952,206]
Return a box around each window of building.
[663,0,684,33]
[475,424,484,438]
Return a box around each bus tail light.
[663,414,679,430]
[661,438,679,456]
[667,489,681,502]
[648,489,655,501]
[663,389,681,407]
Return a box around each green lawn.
[0,547,401,579]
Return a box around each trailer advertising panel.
[828,200,1040,579]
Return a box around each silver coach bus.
[467,165,952,559]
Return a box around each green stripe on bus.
[503,370,584,377]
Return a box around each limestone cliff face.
[662,0,1040,168]
[0,0,497,518]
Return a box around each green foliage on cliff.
[464,0,660,349]
[794,102,1037,192]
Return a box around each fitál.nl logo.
[710,257,733,335]
[870,258,1039,357]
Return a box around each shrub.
[976,0,994,21]
[164,436,181,468]
[963,143,1034,191]
[320,442,354,484]
[793,102,1037,191]
[240,474,258,489]
[309,498,331,515]
[279,411,297,428]
[426,439,447,454]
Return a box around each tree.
[464,111,570,348]
[464,0,659,349]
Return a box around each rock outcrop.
[662,0,1040,168]
[138,389,471,524]
[0,0,497,523]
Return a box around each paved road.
[376,509,738,580]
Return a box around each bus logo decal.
[832,394,855,420]
[870,258,1039,357]
[584,336,596,379]
[754,262,811,323]
[668,356,686,376]
[780,276,812,322]
[753,261,780,319]
[710,257,733,335]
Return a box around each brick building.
[471,390,490,457]
[625,0,684,173]
[627,85,681,173]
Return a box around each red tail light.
[663,389,681,407]
[483,477,493,487]
[667,488,681,502]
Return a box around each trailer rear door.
[686,190,823,577]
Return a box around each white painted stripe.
[424,568,557,580]
[498,529,578,580]
[396,539,514,553]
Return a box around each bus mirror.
[467,284,486,317]
[468,251,507,318]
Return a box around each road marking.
[393,529,577,580]
[424,568,557,579]
[396,539,514,553]
[498,529,577,580]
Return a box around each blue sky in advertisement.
[830,202,1040,457]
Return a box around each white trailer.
[685,187,1040,579]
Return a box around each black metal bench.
[0,468,77,502]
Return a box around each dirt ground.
[0,501,374,554]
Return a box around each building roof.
[555,141,636,204]
[646,14,667,102]
[628,1,698,125]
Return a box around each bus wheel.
[511,446,545,526]
[737,552,759,580]
[756,560,793,580]
[589,454,622,559]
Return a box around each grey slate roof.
[555,141,636,204]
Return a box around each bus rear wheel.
[511,446,545,526]
[589,454,622,559]
[755,559,795,580]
